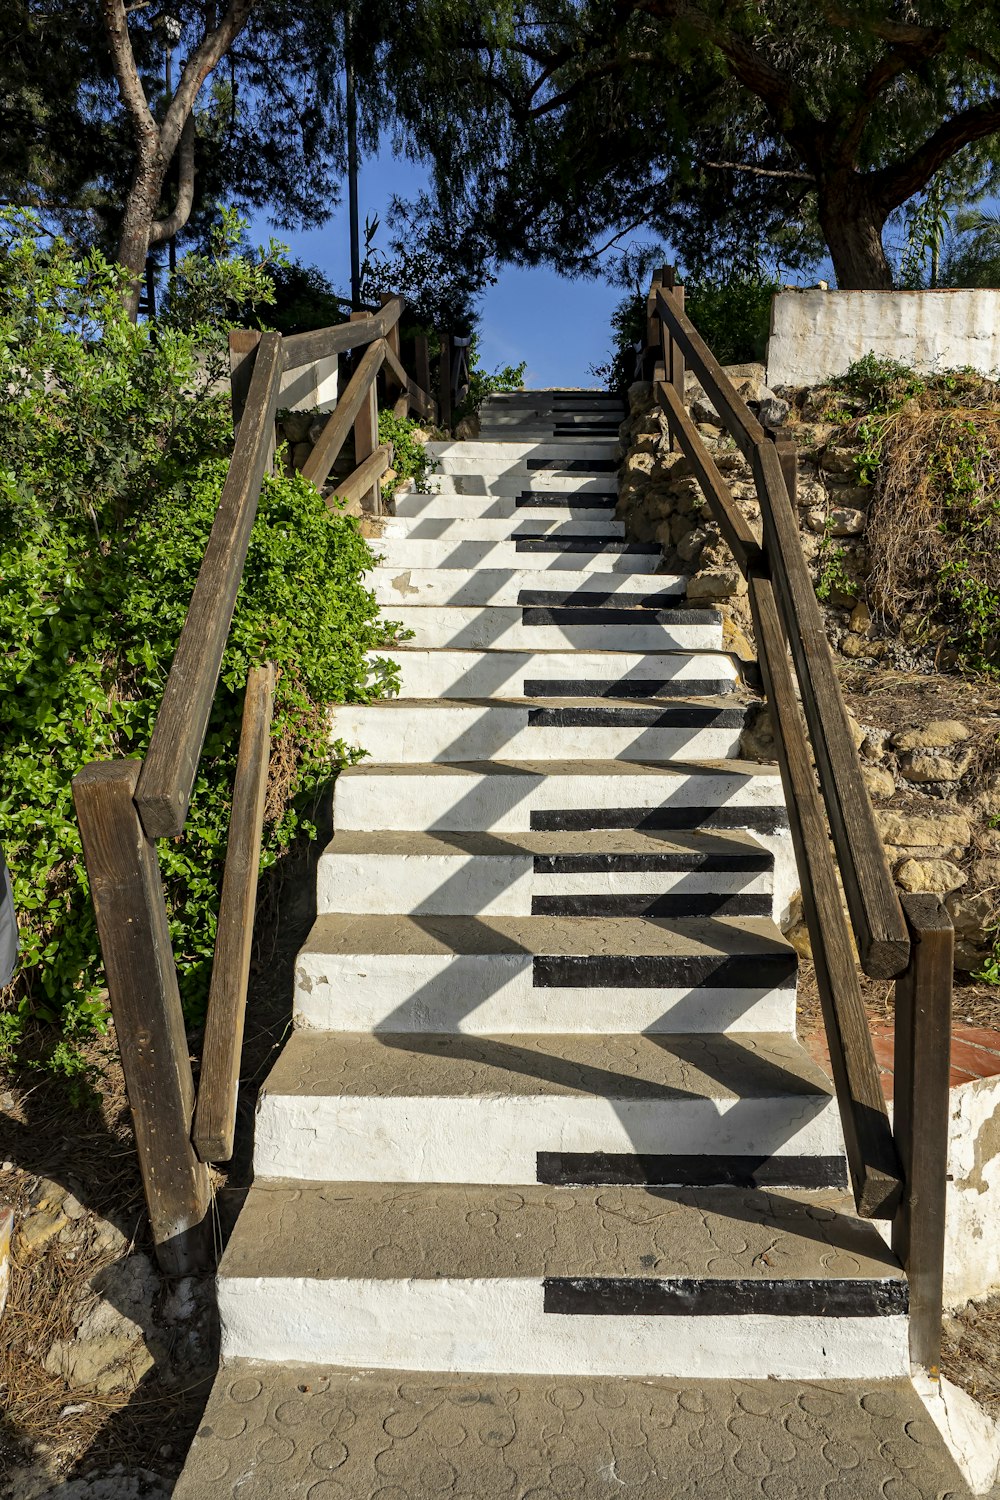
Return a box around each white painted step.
[253,1030,844,1184]
[332,759,796,913]
[382,605,723,651]
[427,474,618,496]
[332,696,745,763]
[368,567,685,608]
[316,828,775,917]
[379,514,624,540]
[367,648,740,699]
[334,757,787,834]
[426,439,618,463]
[369,537,663,572]
[293,912,796,1033]
[217,1182,906,1380]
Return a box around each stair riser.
[371,540,663,572]
[380,517,625,540]
[369,569,685,608]
[393,497,618,520]
[426,440,618,461]
[368,649,739,698]
[334,767,786,834]
[218,1279,909,1380]
[380,609,723,652]
[427,476,618,496]
[317,854,773,917]
[294,959,794,1033]
[254,1093,844,1184]
[332,711,744,764]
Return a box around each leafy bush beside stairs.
[0,214,400,1074]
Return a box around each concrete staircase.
[176,391,972,1497]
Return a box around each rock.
[29,1176,65,1210]
[62,1193,86,1221]
[627,381,654,415]
[826,506,866,536]
[740,703,776,762]
[876,810,972,848]
[861,728,889,760]
[676,526,709,563]
[722,361,767,385]
[955,939,991,972]
[624,450,656,479]
[279,411,312,444]
[756,390,790,429]
[947,890,997,942]
[89,1218,129,1260]
[969,858,1000,894]
[454,415,480,440]
[687,569,747,601]
[17,1206,68,1256]
[696,421,721,437]
[722,615,756,660]
[691,375,761,425]
[899,750,970,783]
[290,441,312,472]
[891,720,970,751]
[0,1204,11,1318]
[307,417,328,446]
[861,765,895,799]
[894,858,966,894]
[820,444,859,476]
[805,508,829,535]
[849,602,872,634]
[44,1333,156,1395]
[824,484,871,506]
[840,632,884,659]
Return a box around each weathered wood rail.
[73,297,444,1275]
[647,268,954,1374]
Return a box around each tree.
[100,0,256,315]
[380,0,1000,289]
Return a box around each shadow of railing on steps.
[646,265,952,1378]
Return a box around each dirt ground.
[0,822,323,1495]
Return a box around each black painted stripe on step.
[521,607,717,627]
[531,892,773,918]
[516,538,661,555]
[532,850,772,874]
[531,806,791,835]
[525,705,744,728]
[531,952,797,989]
[536,1152,849,1190]
[543,1278,908,1318]
[517,590,681,608]
[524,679,735,698]
[515,493,617,508]
[526,458,617,472]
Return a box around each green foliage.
[590,291,645,392]
[455,340,526,423]
[261,261,353,337]
[826,356,1000,675]
[0,211,399,1070]
[378,410,434,495]
[682,277,778,368]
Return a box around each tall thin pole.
[166,39,177,276]
[345,1,361,310]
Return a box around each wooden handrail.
[282,295,404,372]
[193,663,275,1164]
[749,574,902,1217]
[331,444,392,510]
[301,339,387,490]
[135,331,283,839]
[655,286,908,980]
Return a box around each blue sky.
[249,146,627,389]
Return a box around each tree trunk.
[817,173,894,289]
[118,150,167,320]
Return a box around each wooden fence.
[72,296,441,1275]
[648,267,953,1373]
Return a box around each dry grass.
[942,1296,1000,1420]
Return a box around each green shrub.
[378,409,434,495]
[683,277,778,368]
[0,211,400,1071]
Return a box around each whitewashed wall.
[945,1073,1000,1307]
[280,353,338,411]
[766,289,1000,388]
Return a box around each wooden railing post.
[229,329,263,435]
[72,761,213,1274]
[643,268,664,381]
[414,334,432,406]
[770,427,798,507]
[892,894,954,1374]
[350,311,382,514]
[380,293,409,418]
[438,331,453,432]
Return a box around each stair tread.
[341,694,745,712]
[174,1363,969,1500]
[340,756,780,778]
[261,1030,831,1103]
[219,1181,899,1284]
[301,911,792,958]
[321,828,773,862]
